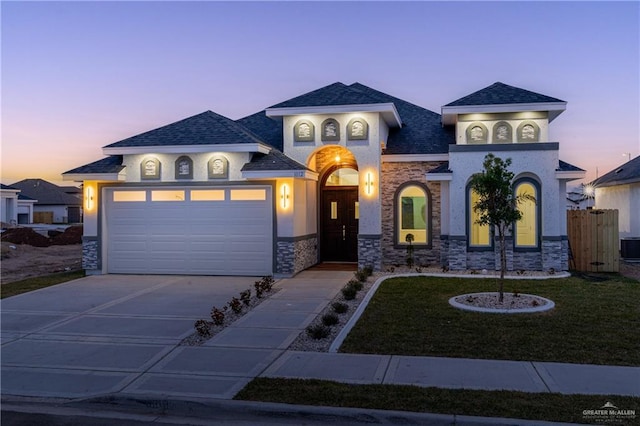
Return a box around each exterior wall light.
[85,185,95,211]
[280,183,290,209]
[365,172,374,196]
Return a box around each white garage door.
[105,187,272,276]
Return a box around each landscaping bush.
[347,279,363,291]
[322,313,339,326]
[210,306,226,325]
[341,285,357,300]
[228,297,242,313]
[194,319,211,337]
[240,289,251,305]
[332,302,349,314]
[306,324,330,340]
[354,269,368,282]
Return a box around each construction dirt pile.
[1,226,83,247]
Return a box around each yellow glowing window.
[230,189,266,201]
[151,190,185,201]
[113,191,146,202]
[331,202,338,219]
[398,185,427,244]
[191,190,225,201]
[355,201,359,220]
[469,189,491,247]
[515,182,538,248]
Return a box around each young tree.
[469,154,533,302]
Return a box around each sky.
[2,1,639,188]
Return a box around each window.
[325,168,358,186]
[468,188,492,248]
[230,189,266,201]
[151,190,185,201]
[113,191,146,202]
[191,190,225,201]
[395,183,430,245]
[514,180,539,249]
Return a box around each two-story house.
[63,81,584,276]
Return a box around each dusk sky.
[2,1,639,188]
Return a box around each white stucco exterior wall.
[595,183,640,238]
[448,147,563,237]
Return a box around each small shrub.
[415,267,422,273]
[341,285,357,300]
[348,279,363,291]
[261,276,275,291]
[362,265,373,277]
[306,324,330,340]
[228,297,242,314]
[322,313,339,326]
[194,319,211,337]
[354,269,368,282]
[254,281,264,298]
[332,302,348,314]
[210,306,226,325]
[240,289,251,305]
[386,266,395,273]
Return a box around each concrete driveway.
[1,272,351,400]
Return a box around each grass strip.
[339,275,640,365]
[1,270,85,299]
[236,377,640,424]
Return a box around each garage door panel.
[106,187,272,275]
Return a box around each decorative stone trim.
[466,122,488,144]
[82,236,99,270]
[175,156,193,180]
[276,235,318,276]
[493,121,513,144]
[347,117,368,140]
[517,121,540,142]
[294,119,315,142]
[321,118,340,142]
[208,155,229,179]
[358,234,382,271]
[140,157,161,180]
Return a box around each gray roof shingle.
[427,162,452,174]
[242,149,309,172]
[592,155,640,187]
[268,82,384,108]
[236,111,283,151]
[104,111,266,148]
[557,160,585,172]
[445,82,565,107]
[63,156,124,175]
[10,179,81,206]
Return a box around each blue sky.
[2,1,639,186]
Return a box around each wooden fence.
[33,211,53,224]
[567,209,619,272]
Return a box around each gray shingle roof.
[1,184,18,190]
[445,82,565,107]
[242,149,309,172]
[592,155,640,187]
[63,156,124,175]
[427,162,452,174]
[269,82,384,108]
[236,111,283,151]
[557,160,585,172]
[104,111,266,148]
[9,179,81,206]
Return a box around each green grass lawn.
[236,378,640,425]
[1,270,85,299]
[339,275,640,366]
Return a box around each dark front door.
[321,188,358,262]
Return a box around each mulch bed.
[1,226,82,247]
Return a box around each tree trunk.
[498,225,506,303]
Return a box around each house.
[9,179,82,224]
[592,155,640,241]
[63,81,584,276]
[1,184,20,226]
[566,184,595,210]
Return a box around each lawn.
[0,270,85,299]
[339,275,640,366]
[236,378,640,425]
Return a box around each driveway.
[1,271,351,400]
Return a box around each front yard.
[340,274,639,366]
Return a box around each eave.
[555,170,586,181]
[441,102,567,125]
[266,103,402,128]
[62,172,127,182]
[103,143,271,156]
[242,170,319,181]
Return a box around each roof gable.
[268,82,385,109]
[445,82,565,107]
[63,155,124,175]
[592,155,640,187]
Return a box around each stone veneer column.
[276,235,318,276]
[358,235,382,271]
[82,236,99,271]
[448,237,467,270]
[542,238,564,272]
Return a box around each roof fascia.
[242,170,319,181]
[441,102,567,125]
[62,172,126,182]
[425,173,452,181]
[266,103,402,127]
[103,143,271,155]
[593,177,640,188]
[555,170,586,181]
[382,153,449,162]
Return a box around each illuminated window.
[113,191,146,202]
[230,189,266,201]
[151,190,185,201]
[468,188,491,248]
[514,180,539,249]
[325,168,358,186]
[395,183,430,246]
[191,190,225,201]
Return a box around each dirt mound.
[1,227,51,247]
[51,226,83,245]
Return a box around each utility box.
[621,238,640,259]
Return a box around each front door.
[321,188,358,262]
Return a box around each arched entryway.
[320,166,359,262]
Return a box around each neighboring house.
[10,179,82,224]
[1,184,20,225]
[566,185,595,210]
[592,155,640,240]
[63,81,584,276]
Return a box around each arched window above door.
[325,168,359,186]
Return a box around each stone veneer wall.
[276,235,318,276]
[82,237,99,271]
[542,238,565,271]
[381,161,443,268]
[358,235,382,271]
